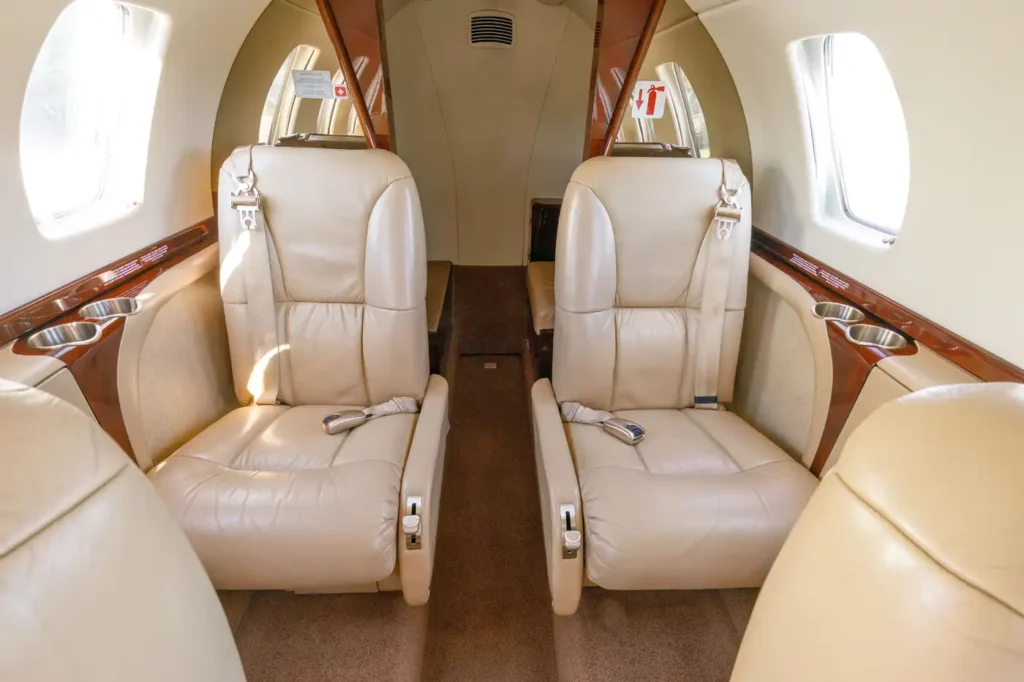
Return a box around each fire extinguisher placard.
[631,80,668,119]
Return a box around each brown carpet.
[234,591,426,682]
[554,588,758,682]
[421,355,558,681]
[454,266,528,355]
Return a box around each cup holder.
[26,322,103,351]
[811,302,866,323]
[78,297,141,320]
[845,324,909,350]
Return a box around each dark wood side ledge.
[753,227,1024,384]
[752,245,915,475]
[0,219,215,348]
[8,218,218,463]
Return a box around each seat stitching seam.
[168,453,404,473]
[683,410,744,472]
[328,432,351,467]
[227,411,288,468]
[834,474,1024,620]
[0,463,128,560]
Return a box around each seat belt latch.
[695,395,719,410]
[713,185,742,240]
[231,173,262,231]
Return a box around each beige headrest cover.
[731,382,1024,682]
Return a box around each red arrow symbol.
[635,87,644,110]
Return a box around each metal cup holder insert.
[79,297,141,320]
[845,324,909,350]
[26,322,103,351]
[811,301,865,323]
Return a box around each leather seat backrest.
[0,380,245,682]
[731,383,1024,682]
[552,157,751,411]
[219,146,429,406]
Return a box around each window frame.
[259,45,320,145]
[19,0,170,238]
[795,33,908,241]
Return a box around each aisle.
[420,354,558,681]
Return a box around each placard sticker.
[334,85,348,99]
[291,70,344,99]
[631,80,668,119]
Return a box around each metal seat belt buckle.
[322,410,367,435]
[603,418,646,445]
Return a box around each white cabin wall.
[385,0,596,264]
[0,0,272,314]
[696,0,1024,367]
[211,0,339,182]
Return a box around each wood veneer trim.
[600,0,667,156]
[753,227,1024,384]
[751,248,914,476]
[0,219,214,347]
[8,219,218,464]
[316,0,379,149]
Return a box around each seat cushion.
[149,405,417,591]
[566,408,817,590]
[527,261,555,334]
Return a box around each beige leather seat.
[0,380,245,682]
[732,383,1024,682]
[533,157,817,615]
[150,146,449,603]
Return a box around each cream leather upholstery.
[732,383,1024,682]
[527,261,556,334]
[534,157,816,614]
[0,380,245,682]
[151,147,449,603]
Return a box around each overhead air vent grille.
[594,22,602,49]
[469,12,514,48]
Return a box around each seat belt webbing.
[231,147,281,405]
[693,160,745,410]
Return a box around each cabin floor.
[224,266,758,682]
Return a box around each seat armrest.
[531,379,584,615]
[399,374,450,606]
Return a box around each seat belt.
[322,397,420,435]
[230,147,281,405]
[560,402,646,445]
[693,160,745,410]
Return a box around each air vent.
[469,12,514,48]
[594,22,602,49]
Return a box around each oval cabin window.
[795,33,910,239]
[20,0,170,239]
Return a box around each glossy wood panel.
[10,218,219,464]
[585,0,662,157]
[751,246,916,476]
[0,219,215,347]
[599,0,666,156]
[317,0,393,148]
[754,228,1024,384]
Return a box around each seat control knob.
[402,514,421,537]
[563,529,582,552]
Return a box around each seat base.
[149,404,416,591]
[567,408,817,591]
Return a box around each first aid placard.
[292,70,347,99]
[631,80,668,119]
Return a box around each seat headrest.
[0,379,246,682]
[834,382,1024,614]
[0,379,129,555]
